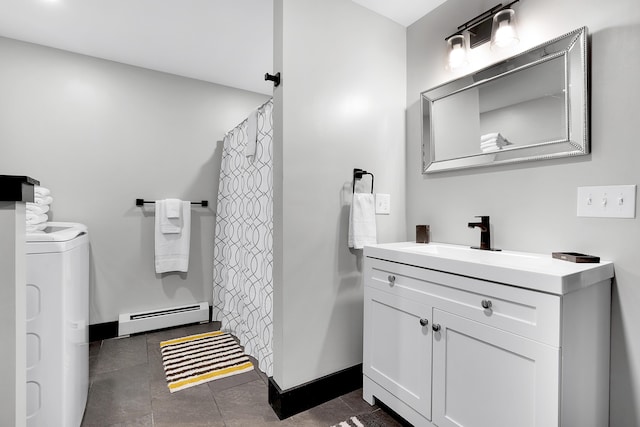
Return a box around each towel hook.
[352,168,374,194]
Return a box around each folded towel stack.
[26,186,53,232]
[480,132,510,152]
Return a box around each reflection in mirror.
[422,27,588,173]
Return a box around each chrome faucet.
[468,215,492,250]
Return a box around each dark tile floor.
[81,322,403,427]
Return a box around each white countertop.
[364,242,614,295]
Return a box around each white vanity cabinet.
[363,242,614,427]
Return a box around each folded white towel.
[156,199,182,234]
[26,223,47,233]
[481,137,504,146]
[480,138,504,146]
[481,132,511,154]
[480,132,509,147]
[34,195,53,205]
[348,193,377,250]
[245,108,259,158]
[26,203,50,215]
[481,145,501,153]
[480,140,503,148]
[481,132,500,142]
[164,198,182,219]
[26,212,48,225]
[155,201,191,273]
[34,186,51,197]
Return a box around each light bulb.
[449,45,466,68]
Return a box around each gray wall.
[406,0,640,425]
[0,202,26,427]
[0,37,270,324]
[272,0,407,390]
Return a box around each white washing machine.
[26,222,90,427]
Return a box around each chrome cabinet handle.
[419,318,429,327]
[387,275,396,284]
[481,299,492,309]
[432,324,441,332]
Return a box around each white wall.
[0,202,26,427]
[272,0,406,390]
[407,0,640,425]
[432,87,480,160]
[0,37,270,324]
[480,96,565,146]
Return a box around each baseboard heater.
[118,302,209,336]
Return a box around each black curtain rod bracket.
[136,198,208,207]
[352,168,374,194]
[265,72,281,87]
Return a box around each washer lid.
[26,222,88,242]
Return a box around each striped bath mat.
[331,411,401,427]
[331,416,367,427]
[160,331,254,393]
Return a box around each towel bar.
[352,168,374,193]
[136,199,208,207]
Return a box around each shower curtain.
[213,99,274,376]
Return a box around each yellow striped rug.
[160,331,254,393]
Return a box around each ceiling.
[0,0,444,96]
[353,0,447,27]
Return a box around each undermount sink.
[363,241,613,295]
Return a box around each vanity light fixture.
[445,0,520,68]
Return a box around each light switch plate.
[577,185,636,218]
[375,193,390,215]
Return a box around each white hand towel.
[245,108,259,158]
[348,193,377,250]
[26,202,50,215]
[165,198,182,219]
[34,186,51,197]
[34,195,53,205]
[156,199,182,234]
[155,201,191,273]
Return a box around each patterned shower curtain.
[213,99,274,376]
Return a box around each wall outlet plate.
[577,185,636,218]
[375,193,390,215]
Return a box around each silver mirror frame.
[421,27,589,173]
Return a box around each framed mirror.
[421,27,588,173]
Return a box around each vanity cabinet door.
[363,287,432,421]
[432,309,559,427]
